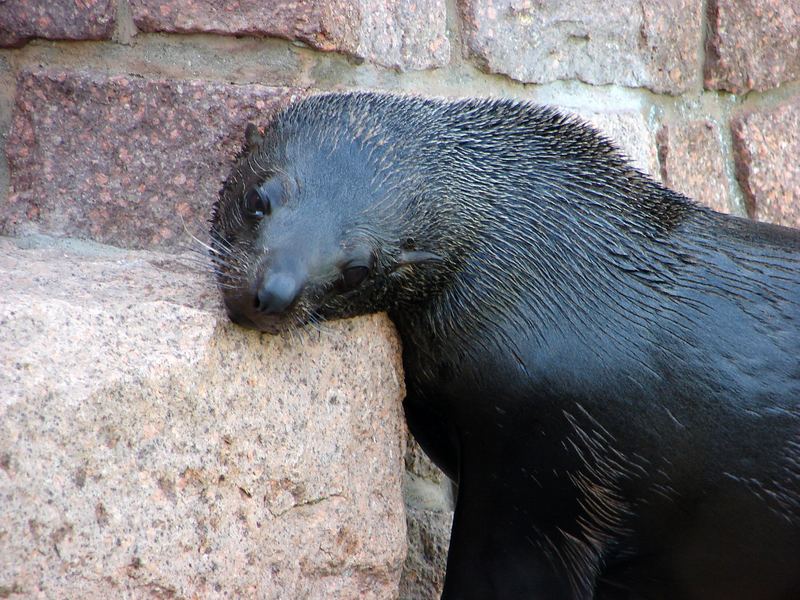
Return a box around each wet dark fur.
[210,93,800,599]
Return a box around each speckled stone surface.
[458,0,702,94]
[130,0,450,71]
[0,235,407,599]
[0,0,115,48]
[3,69,301,250]
[398,508,452,600]
[657,119,731,214]
[404,438,450,491]
[731,99,800,228]
[399,438,453,597]
[705,0,800,94]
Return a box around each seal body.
[210,93,800,599]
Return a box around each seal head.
[211,98,448,334]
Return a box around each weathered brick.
[458,0,702,94]
[400,508,452,600]
[4,68,301,250]
[705,0,800,94]
[402,438,453,598]
[731,98,800,228]
[129,0,450,71]
[405,437,450,488]
[0,0,115,48]
[657,120,731,213]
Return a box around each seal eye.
[244,187,270,219]
[336,266,369,293]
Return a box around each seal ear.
[244,123,264,153]
[398,250,443,265]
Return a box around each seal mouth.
[225,303,308,335]
[227,311,259,330]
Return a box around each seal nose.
[255,272,301,315]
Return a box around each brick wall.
[2,1,799,598]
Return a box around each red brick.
[0,0,115,48]
[657,120,731,214]
[705,0,800,94]
[731,98,800,228]
[129,0,450,71]
[458,0,702,94]
[4,68,301,250]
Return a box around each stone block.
[657,119,731,213]
[705,0,800,94]
[0,0,115,48]
[4,69,301,250]
[0,235,407,599]
[404,437,449,489]
[400,436,453,599]
[731,98,800,228]
[458,0,702,94]
[398,508,453,600]
[129,0,450,71]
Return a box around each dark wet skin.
[211,93,800,599]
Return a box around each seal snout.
[255,271,303,315]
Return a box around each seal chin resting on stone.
[210,92,800,600]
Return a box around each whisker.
[177,214,221,256]
[306,310,334,340]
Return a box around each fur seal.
[210,92,800,599]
